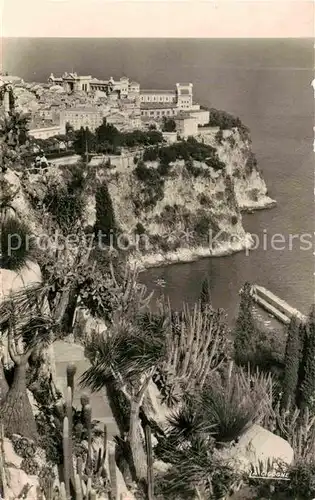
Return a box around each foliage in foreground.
[155,437,239,499]
[233,282,257,366]
[0,216,36,271]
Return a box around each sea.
[3,38,314,323]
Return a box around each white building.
[29,125,61,140]
[48,72,141,99]
[175,114,198,138]
[60,107,104,133]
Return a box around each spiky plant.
[165,400,214,448]
[155,436,239,500]
[199,364,273,443]
[0,216,36,271]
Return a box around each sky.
[0,0,314,38]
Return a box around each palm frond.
[0,282,50,327]
[166,402,216,446]
[81,316,167,392]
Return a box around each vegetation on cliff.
[2,91,315,500]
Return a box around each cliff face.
[86,128,275,268]
[4,127,275,269]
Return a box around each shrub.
[245,151,258,174]
[0,217,35,271]
[198,193,212,207]
[200,365,272,443]
[215,129,224,145]
[185,159,204,178]
[43,170,85,234]
[205,155,226,171]
[155,438,239,500]
[162,117,176,132]
[231,215,238,225]
[135,222,146,235]
[248,188,260,202]
[11,435,36,459]
[21,457,40,475]
[157,162,171,176]
[207,108,249,136]
[134,162,165,208]
[143,147,159,162]
[286,459,315,500]
[194,215,211,238]
[227,135,236,148]
[94,181,116,247]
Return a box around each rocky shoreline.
[130,232,254,270]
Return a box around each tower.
[176,83,193,110]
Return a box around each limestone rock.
[0,260,42,300]
[217,424,294,474]
[6,467,40,499]
[3,438,23,468]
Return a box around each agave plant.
[0,216,36,271]
[200,363,274,444]
[155,436,239,500]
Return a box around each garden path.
[53,340,119,440]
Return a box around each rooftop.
[90,79,109,85]
[140,102,177,110]
[63,106,102,113]
[180,89,190,95]
[141,89,175,95]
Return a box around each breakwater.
[248,284,307,325]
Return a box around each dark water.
[3,38,314,321]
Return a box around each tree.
[162,117,176,133]
[234,282,256,366]
[0,287,54,440]
[199,277,211,311]
[73,126,96,157]
[299,306,315,410]
[281,316,302,409]
[94,181,116,247]
[95,120,120,147]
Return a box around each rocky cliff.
[3,126,275,269]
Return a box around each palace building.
[47,72,210,130]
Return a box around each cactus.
[62,417,71,499]
[80,393,90,409]
[67,363,77,398]
[60,481,67,500]
[83,404,92,472]
[66,386,75,484]
[56,367,120,500]
[90,489,97,500]
[145,425,154,500]
[0,424,9,500]
[74,472,83,500]
[108,450,118,500]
